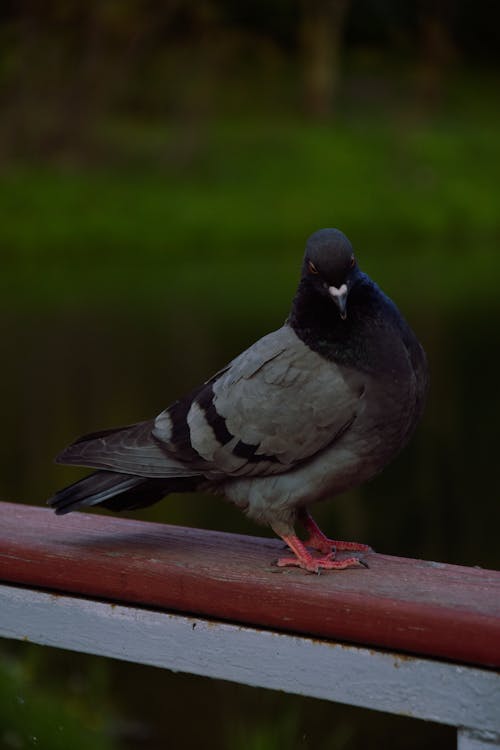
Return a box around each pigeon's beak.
[328,284,348,320]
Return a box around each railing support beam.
[1,583,499,743]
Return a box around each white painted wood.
[1,584,499,735]
[458,730,500,749]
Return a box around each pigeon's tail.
[47,470,201,516]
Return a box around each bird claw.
[298,511,373,555]
[276,554,366,574]
[306,537,373,555]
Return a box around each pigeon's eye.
[350,255,356,268]
[308,261,319,275]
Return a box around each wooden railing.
[1,501,499,749]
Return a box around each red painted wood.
[1,501,499,667]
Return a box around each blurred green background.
[1,1,499,749]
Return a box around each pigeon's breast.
[223,323,427,525]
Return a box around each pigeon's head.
[302,228,360,320]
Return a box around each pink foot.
[277,553,365,573]
[323,539,372,553]
[276,533,368,574]
[299,509,372,555]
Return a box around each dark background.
[1,2,499,749]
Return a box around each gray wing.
[55,420,200,478]
[57,325,364,480]
[153,324,364,479]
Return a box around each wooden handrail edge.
[1,501,499,668]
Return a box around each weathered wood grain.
[1,501,499,667]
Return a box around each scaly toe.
[304,537,372,555]
[327,540,373,553]
[277,554,366,573]
[306,539,337,555]
[312,555,366,572]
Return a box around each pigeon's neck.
[288,274,384,369]
[288,278,348,348]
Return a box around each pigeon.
[48,228,428,573]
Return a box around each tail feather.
[48,470,200,515]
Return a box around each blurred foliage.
[0,646,115,750]
[0,0,499,159]
[1,110,499,314]
[0,0,498,317]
